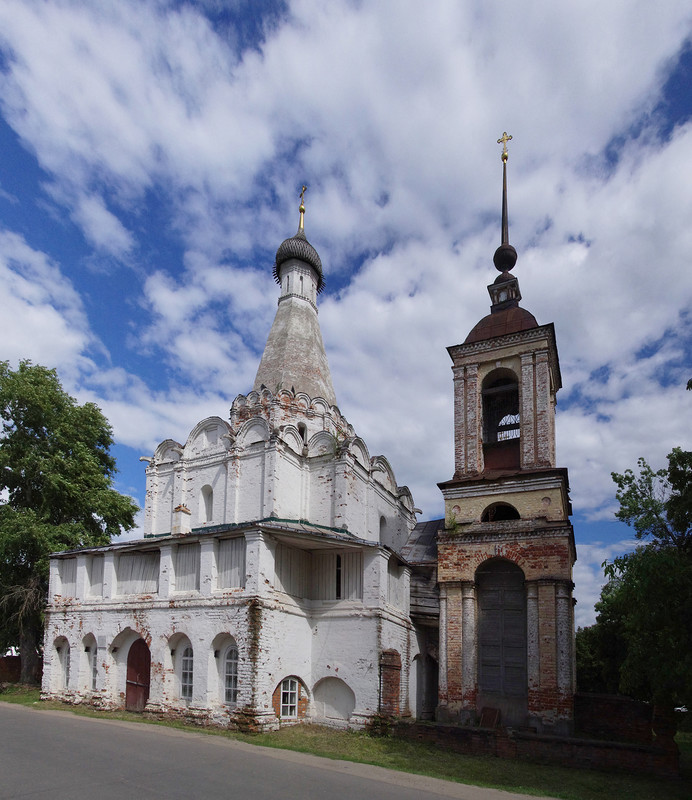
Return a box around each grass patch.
[1,687,690,800]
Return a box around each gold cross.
[299,185,307,210]
[497,131,512,162]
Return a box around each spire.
[253,186,337,405]
[464,132,538,343]
[493,132,518,273]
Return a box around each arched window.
[298,422,308,444]
[482,371,520,470]
[281,677,298,718]
[180,646,193,701]
[224,647,239,705]
[483,376,519,443]
[201,485,213,524]
[481,502,520,522]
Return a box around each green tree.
[612,447,692,552]
[591,448,692,711]
[601,547,692,708]
[0,361,138,682]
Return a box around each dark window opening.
[483,378,520,443]
[335,554,342,599]
[481,503,520,522]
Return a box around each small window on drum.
[481,502,520,522]
[482,377,519,443]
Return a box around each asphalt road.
[0,703,554,800]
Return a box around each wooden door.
[126,639,151,712]
[477,559,527,724]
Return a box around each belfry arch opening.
[482,370,520,470]
[481,502,520,522]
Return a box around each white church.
[42,148,577,734]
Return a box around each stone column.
[158,545,173,599]
[526,580,540,718]
[438,584,448,709]
[555,579,574,729]
[452,365,466,477]
[520,352,536,468]
[102,552,115,600]
[199,539,216,597]
[534,350,552,466]
[465,365,481,475]
[460,580,477,722]
[75,555,88,601]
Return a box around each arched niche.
[81,633,98,693]
[371,456,397,493]
[349,437,370,467]
[53,636,71,691]
[280,424,305,454]
[211,633,240,707]
[236,417,270,448]
[184,416,232,457]
[307,431,336,457]
[154,438,183,464]
[313,677,356,723]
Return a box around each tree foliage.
[600,547,692,707]
[579,449,692,710]
[0,361,138,681]
[611,447,692,552]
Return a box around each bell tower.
[436,135,576,735]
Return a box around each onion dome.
[272,187,325,293]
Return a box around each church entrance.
[125,639,151,712]
[476,559,527,726]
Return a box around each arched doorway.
[126,639,151,711]
[476,559,527,726]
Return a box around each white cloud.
[0,231,98,377]
[0,1,690,578]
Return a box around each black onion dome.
[273,229,325,293]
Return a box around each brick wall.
[379,649,401,715]
[394,721,679,777]
[574,693,653,745]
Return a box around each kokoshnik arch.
[42,140,576,734]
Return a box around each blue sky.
[1,1,691,626]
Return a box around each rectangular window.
[217,538,246,589]
[175,543,200,592]
[224,648,239,704]
[88,555,104,597]
[91,647,98,691]
[313,551,363,600]
[181,647,193,701]
[280,678,298,718]
[275,544,310,598]
[116,552,160,595]
[59,558,77,597]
